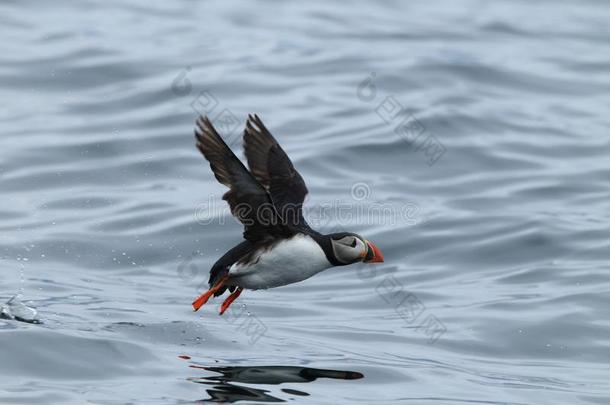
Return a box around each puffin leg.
[192,275,229,312]
[219,287,243,315]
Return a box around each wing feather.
[243,114,309,228]
[195,116,286,242]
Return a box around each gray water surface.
[1,1,610,404]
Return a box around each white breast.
[229,234,332,290]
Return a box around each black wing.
[243,114,309,229]
[195,116,287,242]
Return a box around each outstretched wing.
[243,114,310,229]
[195,116,286,242]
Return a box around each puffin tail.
[208,265,230,297]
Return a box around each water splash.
[0,295,41,324]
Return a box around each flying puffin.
[191,114,384,315]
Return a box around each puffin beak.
[363,240,384,263]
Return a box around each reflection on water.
[183,358,363,403]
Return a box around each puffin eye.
[335,236,357,248]
[330,236,363,264]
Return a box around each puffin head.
[326,232,384,265]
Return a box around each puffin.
[191,114,384,315]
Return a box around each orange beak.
[363,240,384,263]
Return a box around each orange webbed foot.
[192,275,229,312]
[219,287,243,315]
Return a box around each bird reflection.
[184,360,363,403]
